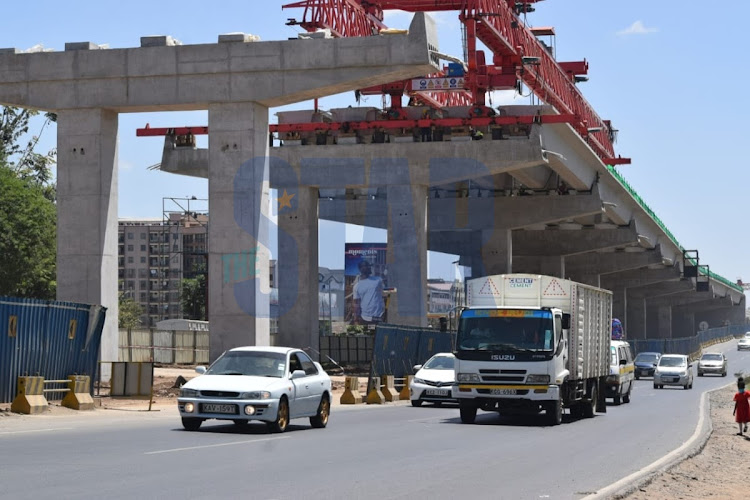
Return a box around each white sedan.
[178,346,332,432]
[410,352,456,407]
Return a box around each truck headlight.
[457,373,480,383]
[180,388,198,397]
[240,391,271,400]
[526,374,550,384]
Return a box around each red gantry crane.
[137,0,630,166]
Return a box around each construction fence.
[118,328,209,365]
[0,296,107,404]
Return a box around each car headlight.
[526,374,550,384]
[412,378,426,385]
[180,388,198,397]
[457,373,480,383]
[240,391,272,400]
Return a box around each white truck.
[452,274,612,425]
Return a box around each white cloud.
[617,21,658,36]
[383,10,454,28]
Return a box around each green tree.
[118,293,143,330]
[1,107,57,198]
[0,164,56,298]
[181,274,207,320]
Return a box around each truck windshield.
[457,309,554,352]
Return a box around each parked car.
[697,352,727,377]
[739,336,750,351]
[653,354,693,390]
[410,352,456,407]
[634,351,662,379]
[177,346,332,432]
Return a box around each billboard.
[345,243,388,325]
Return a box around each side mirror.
[195,366,207,374]
[561,314,571,330]
[413,365,423,371]
[619,359,626,366]
[291,369,306,379]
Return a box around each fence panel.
[153,330,174,364]
[371,325,452,379]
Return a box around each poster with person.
[345,243,388,325]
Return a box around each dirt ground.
[2,370,747,499]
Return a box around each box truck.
[452,274,611,425]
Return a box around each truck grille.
[479,369,526,383]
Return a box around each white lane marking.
[145,435,289,455]
[0,427,74,435]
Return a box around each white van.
[606,340,634,405]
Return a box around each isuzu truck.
[452,274,611,425]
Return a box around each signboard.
[345,243,388,325]
[412,77,465,91]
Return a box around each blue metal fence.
[0,296,106,403]
[629,324,747,360]
[370,324,453,379]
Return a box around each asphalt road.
[1,339,748,500]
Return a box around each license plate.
[490,389,516,396]
[202,403,237,414]
[425,389,449,396]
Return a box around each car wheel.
[614,394,621,405]
[653,384,659,389]
[684,382,689,390]
[635,374,640,380]
[459,400,478,424]
[722,372,727,377]
[182,417,202,431]
[309,395,330,429]
[233,419,249,427]
[582,384,597,419]
[623,387,631,404]
[698,372,703,377]
[267,397,289,433]
[411,400,423,407]
[547,397,562,426]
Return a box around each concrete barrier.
[62,375,94,410]
[399,375,413,401]
[339,376,364,405]
[11,376,48,414]
[381,374,400,402]
[366,376,385,404]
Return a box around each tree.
[118,293,143,330]
[0,164,56,298]
[0,106,57,299]
[181,273,207,320]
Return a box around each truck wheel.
[583,384,596,419]
[547,398,562,426]
[459,401,477,424]
[623,388,631,404]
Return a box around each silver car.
[653,354,693,390]
[697,352,727,377]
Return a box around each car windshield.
[701,354,723,361]
[206,351,286,377]
[635,353,659,363]
[658,356,686,368]
[423,356,454,370]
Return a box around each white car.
[410,352,456,407]
[739,334,750,351]
[178,346,332,432]
[653,354,693,390]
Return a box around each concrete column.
[481,227,512,275]
[386,184,427,326]
[656,305,672,338]
[208,102,271,361]
[278,187,319,352]
[627,296,647,340]
[56,108,119,375]
[673,310,695,338]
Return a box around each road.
[1,339,747,500]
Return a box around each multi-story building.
[118,212,207,327]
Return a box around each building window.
[127,281,135,289]
[140,256,146,263]
[127,269,135,278]
[127,245,133,251]
[139,280,147,289]
[140,245,146,251]
[128,233,134,240]
[140,233,146,240]
[127,256,133,263]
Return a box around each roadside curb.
[583,383,728,499]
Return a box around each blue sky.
[3,1,749,288]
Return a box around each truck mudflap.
[596,376,607,413]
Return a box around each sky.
[3,1,749,288]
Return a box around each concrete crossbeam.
[565,247,665,276]
[0,13,439,110]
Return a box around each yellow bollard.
[11,376,48,414]
[340,376,363,405]
[381,374,400,402]
[366,376,385,404]
[62,375,95,411]
[399,375,413,401]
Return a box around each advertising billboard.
[345,243,388,325]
